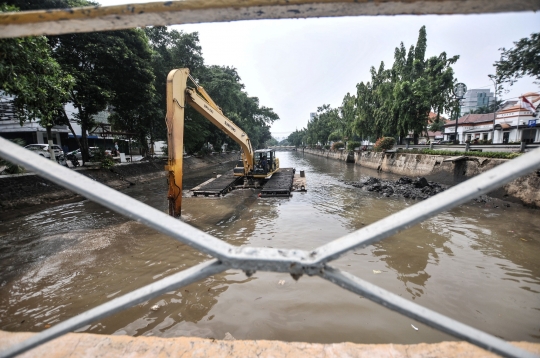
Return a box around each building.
[0,94,70,147]
[443,113,495,143]
[493,92,540,144]
[442,92,540,144]
[460,89,495,115]
[309,112,316,121]
[0,94,115,150]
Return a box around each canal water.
[1,151,539,344]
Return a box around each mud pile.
[343,176,448,200]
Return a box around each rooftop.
[444,113,495,126]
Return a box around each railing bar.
[320,266,537,358]
[311,147,540,265]
[0,259,227,358]
[0,137,234,260]
[1,0,538,39]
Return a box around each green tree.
[287,129,306,147]
[144,27,205,142]
[105,29,156,157]
[0,5,74,161]
[495,32,540,88]
[50,29,157,162]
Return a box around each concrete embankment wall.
[304,148,540,208]
[1,331,539,358]
[0,153,240,217]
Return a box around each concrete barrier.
[304,148,540,208]
[1,331,539,358]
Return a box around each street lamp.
[452,82,467,144]
[488,74,498,143]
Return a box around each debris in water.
[151,305,160,311]
[521,238,527,242]
[278,280,285,285]
[255,297,262,300]
[224,332,235,341]
[373,270,382,274]
[411,324,418,331]
[44,324,51,328]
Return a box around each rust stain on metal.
[1,0,539,26]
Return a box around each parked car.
[25,144,64,159]
[24,144,67,166]
[67,147,102,160]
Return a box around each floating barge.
[191,167,306,198]
[260,167,295,197]
[191,171,242,197]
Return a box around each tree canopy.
[1,2,279,160]
[495,32,540,88]
[290,26,459,147]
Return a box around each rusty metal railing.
[1,1,540,357]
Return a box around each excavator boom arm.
[166,68,254,217]
[185,87,254,171]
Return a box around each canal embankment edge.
[1,330,538,357]
[303,148,540,208]
[0,153,240,219]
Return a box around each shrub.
[347,141,361,151]
[92,149,115,169]
[373,137,395,152]
[323,145,330,150]
[331,141,345,150]
[0,138,26,174]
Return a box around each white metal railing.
[1,137,540,358]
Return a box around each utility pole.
[488,74,498,143]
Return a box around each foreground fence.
[2,1,540,357]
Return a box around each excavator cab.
[253,149,279,178]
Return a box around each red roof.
[444,113,495,126]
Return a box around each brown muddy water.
[0,151,539,345]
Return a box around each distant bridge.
[268,146,297,151]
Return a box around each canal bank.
[303,148,540,208]
[0,153,240,219]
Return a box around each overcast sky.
[98,1,539,138]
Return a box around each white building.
[0,94,69,147]
[0,94,114,150]
[493,92,540,144]
[443,113,495,144]
[460,89,495,115]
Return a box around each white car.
[25,144,67,165]
[25,144,63,158]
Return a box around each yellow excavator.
[165,68,280,217]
